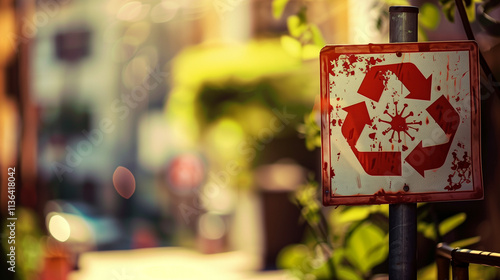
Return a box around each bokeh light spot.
[198,212,226,240]
[113,166,136,199]
[117,1,148,21]
[123,21,151,46]
[150,1,180,23]
[48,214,71,242]
[166,153,205,192]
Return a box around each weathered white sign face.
[320,41,482,205]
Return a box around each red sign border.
[320,41,482,206]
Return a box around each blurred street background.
[1,0,500,279]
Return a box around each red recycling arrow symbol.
[358,63,432,102]
[342,102,371,147]
[340,61,458,177]
[405,95,460,177]
[342,102,402,176]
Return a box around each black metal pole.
[388,6,418,280]
[389,203,417,279]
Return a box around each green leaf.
[442,1,456,22]
[338,207,371,224]
[420,3,441,30]
[450,236,481,248]
[417,262,437,280]
[439,0,453,4]
[418,213,467,240]
[345,223,388,274]
[272,0,290,19]
[305,136,320,151]
[439,0,479,22]
[303,110,321,150]
[287,15,307,37]
[469,263,498,279]
[301,206,320,226]
[301,44,321,60]
[439,213,466,236]
[332,249,363,280]
[383,0,410,5]
[310,24,326,46]
[332,247,345,266]
[465,0,476,22]
[336,266,363,280]
[418,28,429,42]
[366,233,389,257]
[369,204,389,217]
[417,221,437,240]
[281,35,302,58]
[276,244,311,269]
[310,262,333,278]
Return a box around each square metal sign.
[320,41,482,205]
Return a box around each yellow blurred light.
[164,40,310,152]
[171,41,302,89]
[46,212,94,244]
[201,186,236,214]
[231,104,274,137]
[48,214,71,242]
[255,163,305,191]
[205,118,244,161]
[198,213,226,240]
[269,164,303,189]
